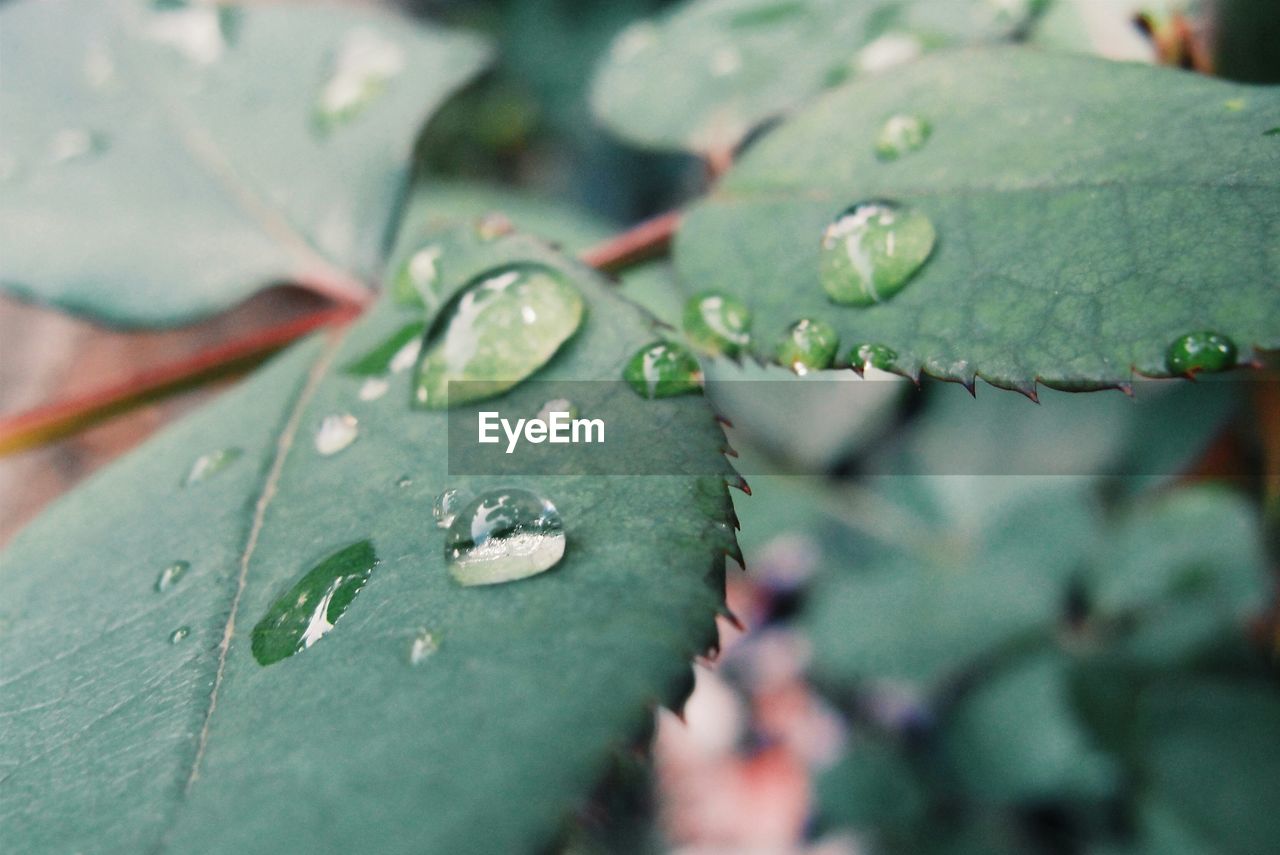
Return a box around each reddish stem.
[0,304,358,454]
[579,209,682,273]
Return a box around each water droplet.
[683,292,752,357]
[819,201,936,306]
[182,447,243,486]
[49,128,108,164]
[392,244,442,307]
[850,342,897,371]
[409,629,439,664]
[414,264,584,409]
[1224,98,1246,112]
[345,322,426,377]
[433,487,466,528]
[315,414,359,456]
[624,341,703,399]
[445,489,565,586]
[358,377,389,401]
[775,319,839,374]
[475,213,514,241]
[83,42,117,90]
[155,560,190,593]
[1165,331,1239,375]
[710,47,742,77]
[170,626,191,644]
[875,114,931,160]
[316,29,405,130]
[855,33,922,74]
[535,398,578,422]
[145,4,233,65]
[251,541,378,665]
[397,475,413,488]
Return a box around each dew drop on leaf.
[413,264,584,409]
[345,322,426,377]
[182,447,243,486]
[819,201,936,306]
[623,341,703,399]
[683,291,752,357]
[396,475,413,488]
[409,629,439,664]
[433,487,466,529]
[535,398,578,422]
[49,128,108,164]
[251,541,378,666]
[1165,331,1239,375]
[850,342,898,371]
[358,377,389,402]
[155,560,190,593]
[315,414,359,456]
[445,489,566,587]
[392,244,442,307]
[144,4,233,66]
[315,28,405,131]
[855,33,922,74]
[875,114,931,160]
[169,626,190,644]
[775,319,839,374]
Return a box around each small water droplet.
[145,4,233,65]
[445,489,566,586]
[1224,98,1246,112]
[433,487,466,528]
[683,292,752,357]
[855,33,922,74]
[392,244,442,307]
[875,114,931,160]
[345,322,426,377]
[155,560,191,593]
[396,475,413,488]
[1165,331,1238,375]
[183,447,243,486]
[358,377,389,401]
[709,46,742,77]
[475,213,514,241]
[409,629,439,664]
[251,541,378,665]
[170,626,191,644]
[49,128,108,164]
[84,42,117,90]
[624,341,703,399]
[535,398,578,422]
[316,28,405,130]
[315,414,359,456]
[775,319,839,374]
[819,201,936,306]
[850,342,897,371]
[414,264,584,409]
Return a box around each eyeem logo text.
[478,411,605,454]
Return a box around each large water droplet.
[392,244,442,307]
[819,201,935,306]
[182,447,243,486]
[409,629,439,664]
[1165,331,1239,375]
[49,128,108,164]
[316,29,405,130]
[433,487,466,528]
[445,489,566,587]
[170,626,191,644]
[875,114,931,160]
[414,264,585,409]
[315,414,359,456]
[155,560,190,593]
[623,341,703,399]
[850,342,898,371]
[775,319,839,374]
[684,291,752,357]
[251,541,378,665]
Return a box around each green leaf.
[803,478,1096,686]
[0,232,737,852]
[590,0,1048,154]
[816,736,928,832]
[939,654,1118,804]
[675,49,1280,390]
[1134,679,1280,854]
[0,0,489,327]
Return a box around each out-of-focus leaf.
[0,0,489,326]
[675,49,1280,391]
[590,0,1049,154]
